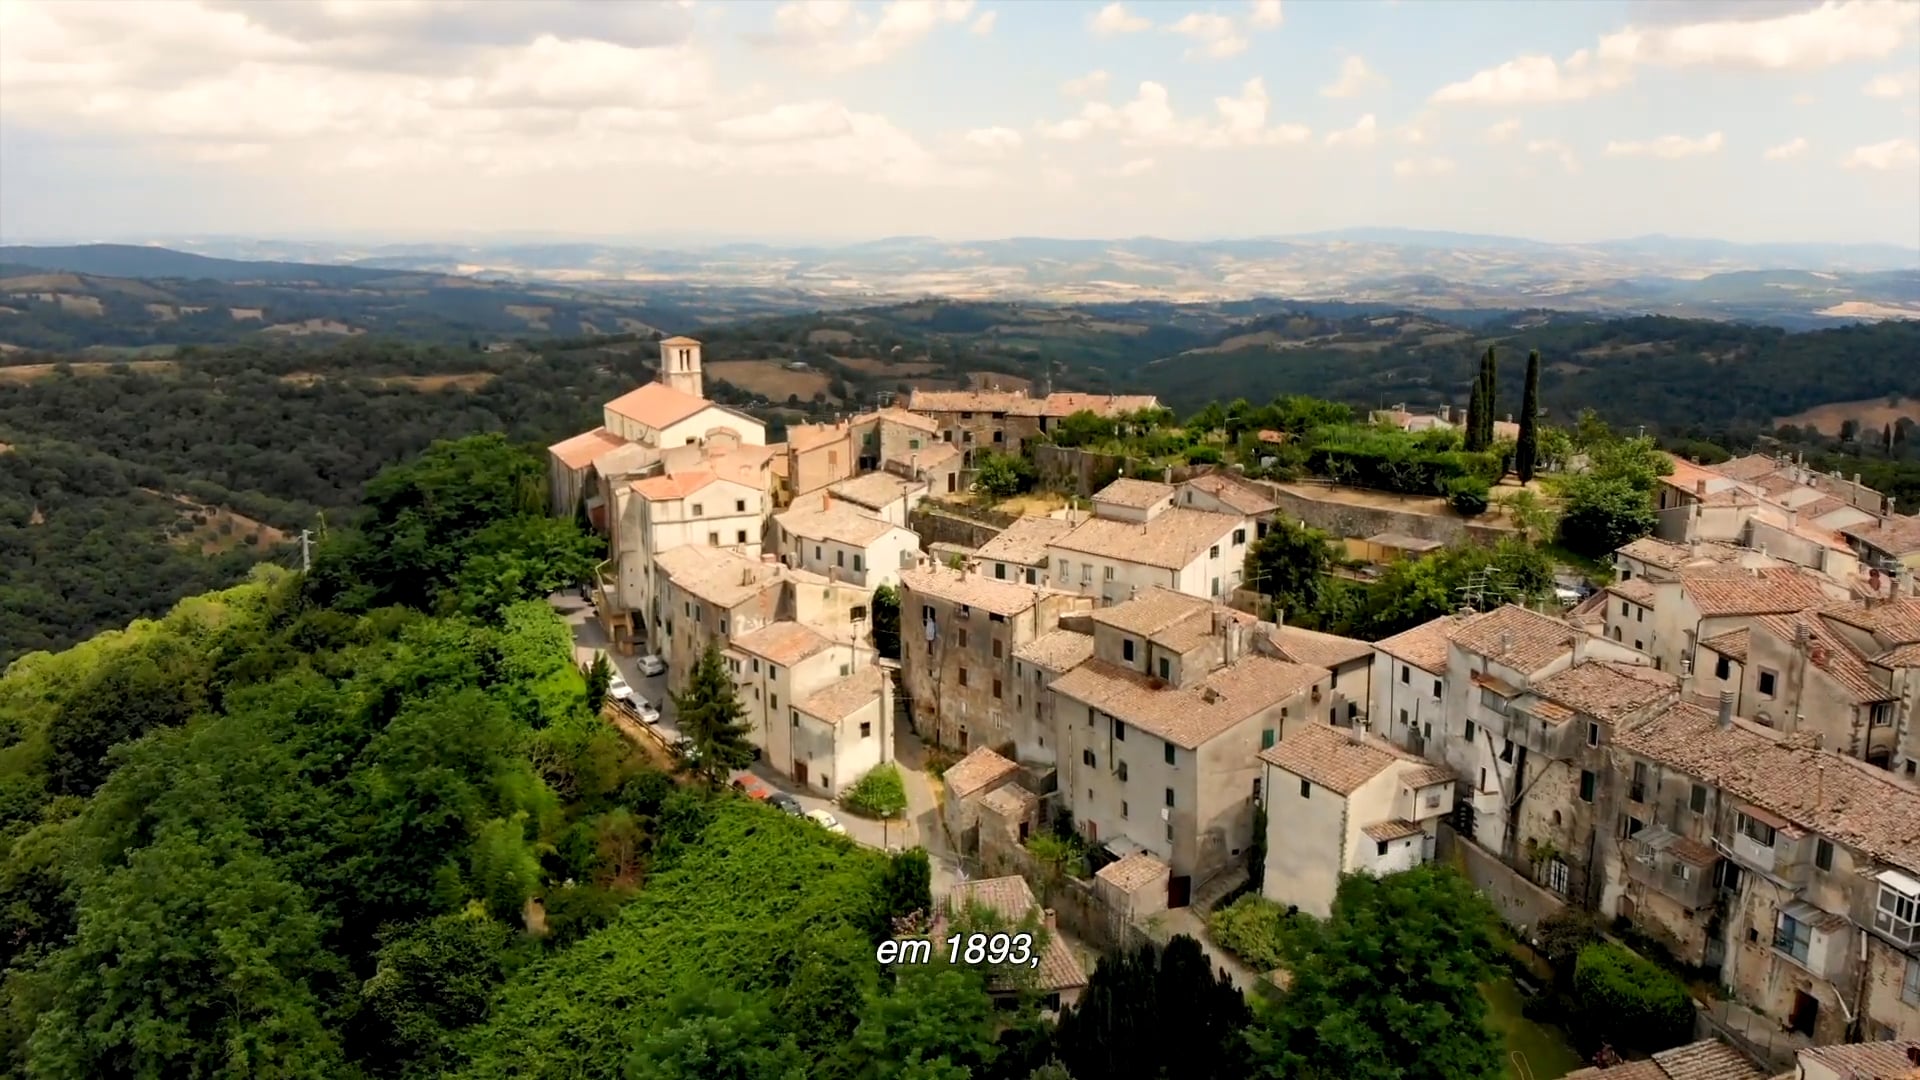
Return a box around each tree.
[1572,942,1695,1054]
[1463,373,1485,453]
[1245,865,1504,1080]
[844,763,909,819]
[1557,475,1658,558]
[875,847,934,936]
[625,986,808,1080]
[356,907,520,1076]
[1480,347,1499,449]
[872,583,902,660]
[973,451,1034,500]
[1446,475,1491,516]
[670,641,757,788]
[585,652,614,714]
[846,967,1001,1080]
[1053,935,1252,1080]
[1243,518,1333,621]
[1516,349,1541,483]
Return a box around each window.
[1261,728,1276,749]
[1299,779,1311,798]
[1905,958,1920,1005]
[1625,816,1645,837]
[827,450,839,466]
[1209,544,1220,559]
[853,555,864,572]
[1211,577,1221,597]
[791,710,800,727]
[1620,601,1629,616]
[1103,566,1114,581]
[1621,567,1632,580]
[991,639,1003,659]
[1233,528,1246,545]
[992,679,1002,700]
[1123,639,1136,662]
[1877,879,1919,945]
[1579,770,1596,802]
[692,503,704,517]
[1759,669,1778,696]
[1634,640,1643,651]
[958,628,968,648]
[1376,840,1389,857]
[720,618,730,635]
[770,694,778,710]
[909,438,921,450]
[994,563,1006,580]
[860,722,872,738]
[993,430,1004,444]
[815,545,823,560]
[1587,722,1600,747]
[840,664,850,677]
[1547,860,1570,895]
[752,659,761,673]
[736,530,748,544]
[1166,823,1175,843]
[1117,762,1129,782]
[1465,720,1476,743]
[1401,665,1410,684]
[1432,679,1442,698]
[1815,839,1833,871]
[1087,707,1095,727]
[1157,657,1170,680]
[1630,761,1648,803]
[1164,787,1175,808]
[1636,607,1644,623]
[1690,784,1708,813]
[708,531,720,546]
[1083,749,1096,767]
[1737,812,1776,848]
[1057,558,1068,578]
[957,667,968,687]
[1121,800,1129,818]
[1114,720,1127,741]
[836,550,845,567]
[1164,741,1176,765]
[1714,655,1731,680]
[1873,702,1896,727]
[1774,912,1812,964]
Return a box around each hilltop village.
[547,334,1920,1078]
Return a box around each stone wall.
[908,503,1015,552]
[1251,480,1515,547]
[1034,445,1126,497]
[1440,824,1565,935]
[977,827,1147,954]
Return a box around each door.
[1168,875,1192,909]
[794,761,809,786]
[1790,991,1819,1037]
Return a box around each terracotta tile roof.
[1090,587,1213,638]
[1268,625,1373,669]
[767,446,790,478]
[896,440,960,470]
[1093,477,1177,509]
[1450,605,1579,673]
[705,444,778,488]
[978,783,1038,821]
[853,406,939,434]
[1822,598,1920,645]
[1259,722,1429,795]
[1373,613,1472,673]
[797,666,885,723]
[907,389,1031,414]
[975,516,1076,567]
[1699,627,1749,663]
[776,501,902,547]
[902,564,1062,618]
[1156,607,1255,655]
[1566,1040,1765,1080]
[1798,1041,1920,1079]
[1842,515,1920,558]
[944,747,1019,799]
[787,422,851,454]
[1609,579,1659,606]
[631,470,720,500]
[1617,537,1744,571]
[1878,642,1920,669]
[658,335,701,346]
[730,620,834,668]
[1015,629,1095,673]
[942,876,1087,994]
[1050,507,1243,570]
[1661,456,1748,499]
[1529,699,1576,723]
[1680,569,1835,618]
[1036,391,1160,418]
[1564,1061,1669,1080]
[1532,660,1678,722]
[655,546,781,608]
[1179,473,1279,516]
[1400,765,1456,789]
[549,427,629,469]
[1053,655,1324,749]
[829,470,923,510]
[1714,454,1786,482]
[604,381,711,429]
[1363,819,1424,842]
[1095,850,1169,893]
[1615,701,1920,874]
[1750,615,1894,704]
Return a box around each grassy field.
[1776,395,1920,435]
[1482,977,1584,1080]
[709,359,837,401]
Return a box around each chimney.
[1906,1044,1920,1067]
[1794,621,1811,651]
[1499,630,1514,655]
[821,492,830,511]
[1572,628,1588,665]
[1043,908,1057,932]
[1717,690,1734,729]
[1695,479,1707,497]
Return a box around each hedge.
[1572,942,1695,1053]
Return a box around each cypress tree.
[1480,347,1498,447]
[1516,349,1541,483]
[1465,373,1484,452]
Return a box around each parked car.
[635,700,661,725]
[637,654,667,677]
[607,673,634,702]
[805,809,847,835]
[769,792,804,816]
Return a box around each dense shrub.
[1306,425,1502,497]
[842,763,907,819]
[1207,894,1318,973]
[1572,942,1695,1053]
[1446,475,1491,516]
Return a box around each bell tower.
[658,335,703,399]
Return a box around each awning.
[1878,868,1920,897]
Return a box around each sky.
[1,0,1917,247]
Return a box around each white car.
[805,809,847,835]
[607,673,634,701]
[637,654,667,678]
[635,700,661,725]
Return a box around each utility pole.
[299,529,313,572]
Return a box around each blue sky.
[1,0,1916,247]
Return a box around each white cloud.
[1433,1,1920,106]
[1090,2,1149,36]
[1063,69,1109,98]
[1248,0,1283,29]
[1484,118,1522,143]
[1863,68,1920,97]
[970,10,996,34]
[1763,136,1809,160]
[1397,124,1429,145]
[1604,131,1726,158]
[1038,78,1311,149]
[1392,156,1456,178]
[1039,164,1075,192]
[1168,12,1247,59]
[1320,56,1385,98]
[961,125,1022,156]
[1325,114,1378,148]
[1842,137,1920,170]
[765,0,979,71]
[1110,157,1157,177]
[1526,139,1580,173]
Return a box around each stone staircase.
[1190,864,1249,916]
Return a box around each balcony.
[1626,827,1718,909]
[1730,831,1777,875]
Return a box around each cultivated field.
[708,360,835,401]
[278,371,498,391]
[1777,396,1920,435]
[832,354,942,376]
[142,489,288,555]
[0,360,179,381]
